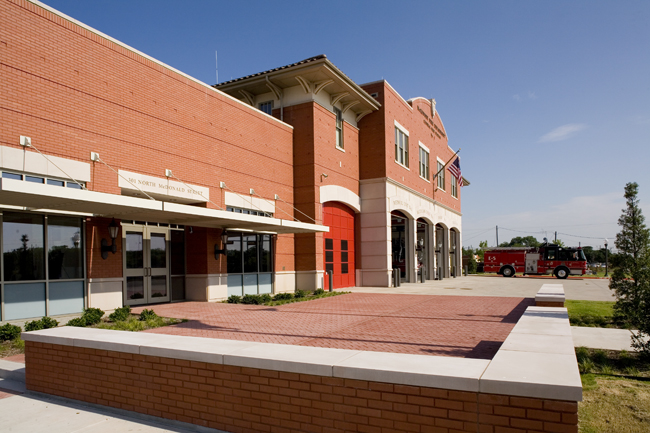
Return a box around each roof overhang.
[215,56,380,118]
[0,178,327,234]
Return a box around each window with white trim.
[259,101,273,115]
[419,146,429,180]
[437,161,445,190]
[334,107,343,149]
[395,127,409,167]
[451,175,458,198]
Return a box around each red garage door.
[323,202,355,289]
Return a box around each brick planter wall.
[25,341,577,433]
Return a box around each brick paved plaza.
[134,293,533,359]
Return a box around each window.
[259,101,273,115]
[335,107,343,149]
[451,175,458,198]
[226,206,272,217]
[437,161,445,190]
[1,171,84,189]
[419,146,429,180]
[395,127,409,167]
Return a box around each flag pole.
[432,148,461,196]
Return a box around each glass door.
[123,225,170,305]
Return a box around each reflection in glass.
[150,233,166,268]
[151,275,167,298]
[48,216,83,279]
[3,213,45,281]
[259,235,271,273]
[126,232,143,269]
[170,230,185,275]
[227,234,242,273]
[171,276,185,301]
[243,235,257,273]
[127,276,144,299]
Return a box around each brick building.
[0,0,464,322]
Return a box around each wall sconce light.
[320,173,328,182]
[101,218,119,259]
[214,230,229,259]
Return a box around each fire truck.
[483,244,587,279]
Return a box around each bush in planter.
[139,309,158,321]
[0,323,21,341]
[272,293,293,301]
[24,317,59,332]
[314,288,325,295]
[294,290,307,299]
[259,294,272,304]
[108,306,131,322]
[66,317,87,327]
[241,294,262,305]
[81,308,104,325]
[227,295,242,304]
[40,316,59,329]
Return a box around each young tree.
[610,182,650,356]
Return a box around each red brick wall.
[86,217,122,279]
[1,0,294,212]
[25,341,578,433]
[360,81,461,214]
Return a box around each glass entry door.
[124,225,170,305]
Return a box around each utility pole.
[555,231,557,243]
[496,226,499,246]
[215,51,218,84]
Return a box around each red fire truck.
[483,244,587,279]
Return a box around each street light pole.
[605,239,609,277]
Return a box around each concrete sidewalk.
[572,326,636,351]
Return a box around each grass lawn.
[94,315,185,331]
[566,300,626,328]
[0,338,24,358]
[578,347,650,432]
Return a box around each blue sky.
[41,0,650,249]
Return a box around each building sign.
[118,170,209,203]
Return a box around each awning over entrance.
[0,178,327,234]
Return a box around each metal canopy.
[0,178,328,234]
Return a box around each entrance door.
[323,203,355,289]
[124,225,170,305]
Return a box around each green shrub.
[66,317,87,327]
[314,288,325,295]
[0,323,21,341]
[227,295,242,304]
[241,294,262,305]
[108,306,131,322]
[24,319,44,332]
[259,293,272,304]
[81,308,104,325]
[40,317,59,329]
[294,290,307,299]
[272,293,293,301]
[139,309,158,321]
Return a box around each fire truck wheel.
[501,266,515,277]
[555,267,569,279]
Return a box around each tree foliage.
[610,182,650,356]
[499,236,540,248]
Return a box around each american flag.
[448,157,463,186]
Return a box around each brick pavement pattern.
[135,293,533,359]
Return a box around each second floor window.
[335,107,343,149]
[259,101,273,115]
[451,175,458,198]
[395,127,409,167]
[437,161,445,190]
[419,147,429,180]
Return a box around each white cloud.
[538,123,587,143]
[527,91,537,100]
[513,94,521,101]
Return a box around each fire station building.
[0,0,464,322]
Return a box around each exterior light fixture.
[215,230,229,258]
[101,218,119,259]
